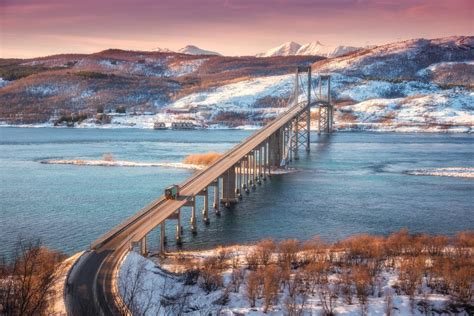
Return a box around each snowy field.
[118,245,470,316]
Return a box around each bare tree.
[317,276,338,316]
[353,265,371,316]
[229,268,244,293]
[0,237,65,316]
[256,239,276,266]
[262,265,281,313]
[285,271,307,316]
[119,255,158,316]
[246,270,260,307]
[384,288,394,316]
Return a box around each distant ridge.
[178,45,221,56]
[258,41,363,58]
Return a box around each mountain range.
[0,36,472,132]
[256,41,364,58]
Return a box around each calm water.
[0,127,473,256]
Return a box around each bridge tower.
[287,66,312,161]
[316,75,333,134]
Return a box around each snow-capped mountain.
[313,36,474,84]
[178,45,221,56]
[256,41,302,57]
[258,41,363,58]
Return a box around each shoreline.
[0,123,472,133]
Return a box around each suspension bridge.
[67,66,334,315]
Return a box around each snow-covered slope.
[314,36,474,82]
[258,41,362,57]
[297,42,361,57]
[178,45,221,56]
[256,41,302,57]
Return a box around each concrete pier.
[202,188,210,224]
[190,198,197,234]
[160,221,166,254]
[222,167,238,206]
[140,235,147,256]
[176,208,182,245]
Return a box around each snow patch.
[407,167,474,178]
[40,159,204,170]
[171,74,294,110]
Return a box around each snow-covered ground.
[118,247,463,316]
[171,74,295,110]
[0,77,10,88]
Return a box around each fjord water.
[0,127,473,256]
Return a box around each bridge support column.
[306,68,311,152]
[263,142,267,180]
[257,148,262,185]
[268,131,281,169]
[293,116,300,160]
[190,198,197,234]
[317,75,333,134]
[160,221,166,254]
[202,189,210,225]
[213,179,221,215]
[222,168,238,206]
[237,163,243,200]
[246,154,252,189]
[140,235,147,256]
[246,155,251,191]
[252,152,257,190]
[176,209,183,245]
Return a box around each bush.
[199,256,223,293]
[246,250,259,271]
[256,239,276,266]
[246,270,260,307]
[183,152,222,166]
[262,265,281,312]
[115,105,126,113]
[278,239,300,269]
[353,265,372,315]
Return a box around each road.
[67,100,311,315]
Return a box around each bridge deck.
[93,100,313,251]
[71,98,323,315]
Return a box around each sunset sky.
[1,0,473,58]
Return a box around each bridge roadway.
[68,99,315,315]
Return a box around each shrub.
[262,265,281,312]
[199,256,223,293]
[278,239,300,269]
[102,153,114,161]
[229,268,244,293]
[246,250,259,271]
[398,256,425,306]
[183,152,222,166]
[353,265,372,315]
[256,239,276,266]
[115,105,126,113]
[246,270,260,307]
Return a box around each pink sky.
[1,0,473,58]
